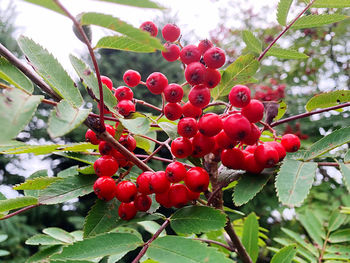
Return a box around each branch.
[134,99,162,112]
[136,154,194,168]
[193,238,235,252]
[0,204,40,221]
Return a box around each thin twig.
[134,99,162,112]
[136,154,194,168]
[193,238,235,252]
[0,204,40,221]
[143,138,171,163]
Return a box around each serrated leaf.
[233,173,271,206]
[58,166,79,178]
[25,234,64,246]
[43,228,75,244]
[329,229,350,243]
[51,233,142,260]
[119,117,150,135]
[271,244,297,263]
[170,206,227,234]
[115,212,165,228]
[211,54,259,100]
[273,238,317,262]
[147,236,232,263]
[0,88,42,143]
[18,36,83,107]
[138,221,166,237]
[26,245,63,263]
[339,163,350,193]
[275,101,287,121]
[312,0,350,8]
[344,149,350,163]
[22,0,65,15]
[95,36,157,53]
[0,57,34,93]
[281,228,319,257]
[304,127,350,161]
[78,165,95,175]
[38,174,97,205]
[277,0,294,26]
[14,177,61,190]
[158,122,178,140]
[292,14,348,29]
[134,130,156,154]
[297,211,325,247]
[306,90,350,112]
[96,0,164,9]
[328,208,347,232]
[276,159,317,206]
[55,152,98,165]
[242,213,259,262]
[48,100,91,138]
[0,196,38,214]
[242,30,262,54]
[266,47,309,59]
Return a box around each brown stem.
[193,238,235,252]
[318,162,339,167]
[143,138,171,163]
[0,204,40,221]
[204,101,230,110]
[259,120,277,138]
[319,231,330,262]
[136,154,194,168]
[134,99,162,112]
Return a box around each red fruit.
[242,124,261,146]
[221,148,245,170]
[112,150,128,167]
[162,23,181,42]
[134,194,152,212]
[180,45,201,65]
[266,141,286,161]
[162,43,180,62]
[254,144,279,168]
[98,141,116,156]
[94,155,119,177]
[146,72,168,95]
[140,21,158,37]
[114,86,133,101]
[204,68,221,89]
[101,76,113,90]
[163,83,183,103]
[85,129,100,145]
[155,190,172,208]
[118,202,137,220]
[171,137,193,158]
[192,132,215,158]
[119,134,137,152]
[115,181,137,203]
[185,167,209,192]
[105,124,116,137]
[177,117,198,138]
[187,189,200,200]
[241,99,265,123]
[203,47,226,68]
[229,85,251,108]
[243,153,264,174]
[117,100,135,116]
[223,114,251,141]
[168,184,189,208]
[245,145,257,154]
[215,130,237,149]
[164,103,182,121]
[184,62,206,85]
[281,134,301,152]
[136,171,154,195]
[198,113,223,137]
[123,70,141,87]
[150,171,170,194]
[182,102,202,119]
[165,161,187,183]
[93,176,117,201]
[188,85,211,108]
[198,39,214,55]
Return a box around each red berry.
[114,86,133,101]
[112,150,129,167]
[191,132,215,158]
[155,190,172,208]
[115,181,137,203]
[85,129,100,145]
[162,23,180,42]
[184,62,206,85]
[162,43,180,62]
[123,70,141,87]
[101,76,113,90]
[163,83,183,103]
[164,103,182,121]
[204,68,221,89]
[188,85,211,108]
[98,141,116,156]
[203,47,226,68]
[150,171,170,194]
[223,114,251,141]
[180,45,201,65]
[198,39,214,55]
[243,153,264,174]
[241,99,265,123]
[119,134,137,152]
[165,161,187,183]
[266,141,286,161]
[134,194,152,212]
[94,155,119,177]
[177,117,198,138]
[168,184,189,208]
[254,144,279,168]
[198,113,223,137]
[245,145,257,154]
[136,171,154,195]
[229,85,251,108]
[215,130,237,149]
[140,21,158,37]
[187,188,200,200]
[105,124,116,137]
[242,124,261,146]
[93,176,117,201]
[221,148,245,170]
[118,202,137,220]
[185,167,209,192]
[146,72,168,95]
[281,134,301,152]
[171,137,193,158]
[182,102,202,119]
[117,100,135,116]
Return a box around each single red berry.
[168,184,189,208]
[114,86,134,101]
[118,202,137,220]
[93,176,117,201]
[266,141,286,161]
[215,130,237,149]
[105,124,116,137]
[198,113,223,137]
[223,114,251,141]
[242,124,261,146]
[171,137,193,158]
[150,171,171,194]
[119,134,137,152]
[98,141,117,156]
[180,45,201,65]
[198,39,214,55]
[243,153,264,174]
[245,145,257,154]
[241,99,265,123]
[164,103,182,121]
[177,117,198,138]
[221,148,245,170]
[115,181,137,203]
[191,132,215,158]
[146,72,168,95]
[203,47,226,68]
[123,70,141,87]
[162,43,180,62]
[101,75,113,90]
[187,188,200,200]
[184,62,206,85]
[155,189,172,208]
[254,144,279,168]
[134,194,152,212]
[117,100,135,117]
[204,68,221,89]
[94,155,119,177]
[85,129,101,145]
[229,85,251,108]
[182,102,202,119]
[112,150,129,167]
[188,85,211,108]
[162,23,181,42]
[165,161,187,183]
[136,171,154,195]
[140,21,158,37]
[163,83,183,103]
[185,167,209,192]
[281,134,301,152]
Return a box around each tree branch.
[0,204,40,221]
[193,238,235,252]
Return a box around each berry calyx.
[203,47,226,69]
[177,117,198,138]
[188,84,211,108]
[180,45,201,65]
[165,161,187,183]
[162,23,181,42]
[146,72,168,95]
[171,137,193,158]
[93,176,117,201]
[185,167,209,192]
[123,70,141,87]
[115,181,137,203]
[163,83,183,103]
[281,134,301,152]
[140,21,158,37]
[229,85,251,108]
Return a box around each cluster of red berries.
[253,79,286,102]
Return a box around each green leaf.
[95,36,157,53]
[0,250,10,257]
[211,54,259,100]
[277,0,294,26]
[0,196,38,213]
[55,152,98,165]
[170,206,227,234]
[26,234,64,246]
[138,221,166,237]
[329,229,350,243]
[271,244,297,263]
[344,149,350,163]
[328,208,347,232]
[58,166,79,178]
[158,122,178,140]
[275,101,287,121]
[303,127,350,161]
[22,0,65,15]
[134,130,156,154]
[276,159,317,206]
[242,213,259,262]
[26,245,63,263]
[292,14,348,29]
[281,228,318,257]
[48,100,91,138]
[38,174,97,205]
[0,88,42,143]
[81,13,164,51]
[43,228,75,243]
[312,0,350,8]
[51,233,142,260]
[305,90,350,112]
[242,30,262,54]
[119,117,151,135]
[0,57,34,93]
[0,234,8,243]
[297,211,325,246]
[83,199,120,238]
[96,0,164,9]
[147,236,232,263]
[233,173,271,206]
[115,213,165,228]
[14,177,61,190]
[18,36,83,107]
[339,163,350,193]
[266,47,308,59]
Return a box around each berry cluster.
[253,79,286,102]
